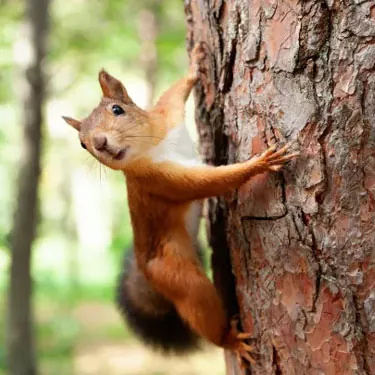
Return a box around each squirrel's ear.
[62,116,81,131]
[98,69,132,104]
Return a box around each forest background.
[0,0,224,374]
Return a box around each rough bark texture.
[7,0,49,374]
[185,1,375,374]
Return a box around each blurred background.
[0,0,225,374]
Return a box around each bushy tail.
[116,248,200,353]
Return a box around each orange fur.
[63,43,298,364]
[124,153,290,202]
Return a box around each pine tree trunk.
[137,3,160,108]
[7,0,49,374]
[185,1,375,374]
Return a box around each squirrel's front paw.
[188,42,207,82]
[255,143,299,172]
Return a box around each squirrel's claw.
[228,318,257,373]
[236,335,256,366]
[241,342,255,352]
[237,332,253,340]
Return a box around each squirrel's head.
[63,70,157,170]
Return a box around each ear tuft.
[98,69,110,85]
[98,69,132,103]
[62,116,81,131]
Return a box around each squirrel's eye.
[112,104,125,116]
[80,142,87,149]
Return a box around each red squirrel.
[63,43,298,366]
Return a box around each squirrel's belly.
[147,123,202,238]
[184,200,202,239]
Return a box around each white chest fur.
[147,122,202,167]
[147,123,202,239]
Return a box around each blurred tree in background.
[7,1,50,375]
[0,0,222,374]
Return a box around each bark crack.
[241,212,288,221]
[353,293,371,375]
[309,225,322,312]
[219,4,239,94]
[272,345,283,375]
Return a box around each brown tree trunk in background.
[186,1,375,374]
[137,3,160,108]
[7,0,49,374]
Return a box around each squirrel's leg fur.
[128,143,298,202]
[146,239,231,348]
[150,43,204,128]
[151,76,196,129]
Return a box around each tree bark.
[185,1,375,374]
[7,0,49,374]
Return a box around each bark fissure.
[219,6,238,94]
[209,201,239,317]
[272,345,283,375]
[241,214,287,222]
[308,222,322,314]
[353,293,371,375]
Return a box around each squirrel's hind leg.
[146,238,230,347]
[116,247,200,353]
[147,238,257,369]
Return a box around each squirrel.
[62,42,298,367]
[116,242,204,353]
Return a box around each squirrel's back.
[116,248,200,353]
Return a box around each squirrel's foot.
[253,142,299,172]
[236,335,256,371]
[188,42,207,82]
[235,331,257,372]
[225,318,257,373]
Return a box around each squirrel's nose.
[93,134,107,151]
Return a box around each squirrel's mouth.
[113,146,129,161]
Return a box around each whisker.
[123,122,142,133]
[101,163,107,178]
[84,156,97,178]
[124,139,173,147]
[93,161,100,180]
[124,137,178,147]
[122,138,157,145]
[124,135,165,140]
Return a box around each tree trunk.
[7,0,49,374]
[185,1,375,374]
[137,4,160,108]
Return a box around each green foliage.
[49,0,141,79]
[0,0,22,103]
